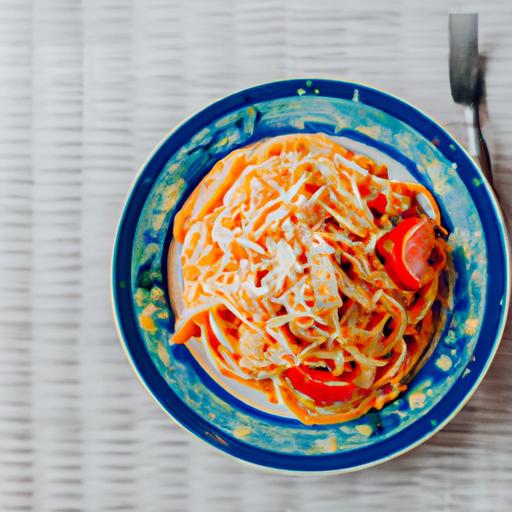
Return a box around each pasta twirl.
[169,133,451,425]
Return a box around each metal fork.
[449,13,494,187]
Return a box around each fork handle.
[465,105,493,186]
[475,110,493,187]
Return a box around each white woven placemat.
[1,1,512,510]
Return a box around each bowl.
[112,79,510,473]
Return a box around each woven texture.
[1,0,511,510]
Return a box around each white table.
[1,1,511,510]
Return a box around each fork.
[449,12,494,187]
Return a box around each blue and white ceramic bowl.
[112,79,510,473]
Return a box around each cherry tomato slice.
[284,363,361,404]
[376,217,435,291]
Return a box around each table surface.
[1,1,512,511]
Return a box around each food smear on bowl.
[168,133,452,425]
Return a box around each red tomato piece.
[358,183,371,197]
[367,193,388,215]
[284,363,361,404]
[376,217,436,291]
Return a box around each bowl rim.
[111,78,511,474]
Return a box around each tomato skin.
[376,217,435,291]
[284,364,361,404]
[367,193,387,215]
[401,205,419,218]
[358,183,371,197]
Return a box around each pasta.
[169,133,451,425]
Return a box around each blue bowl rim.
[111,78,511,474]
